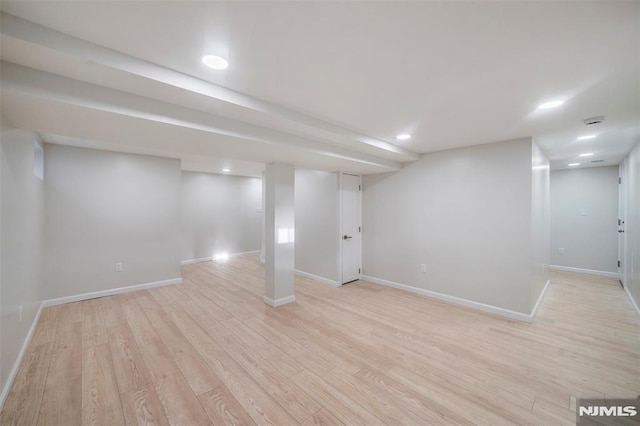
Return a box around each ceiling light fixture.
[579,153,594,157]
[202,54,229,70]
[222,168,230,172]
[537,100,564,110]
[577,135,596,140]
[568,163,580,167]
[396,134,411,140]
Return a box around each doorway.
[340,173,362,284]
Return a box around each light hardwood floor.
[1,254,639,425]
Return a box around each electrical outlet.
[18,305,23,322]
[115,262,123,272]
[558,248,565,255]
[420,264,427,273]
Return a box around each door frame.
[338,172,362,285]
[618,162,627,286]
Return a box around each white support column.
[264,163,295,307]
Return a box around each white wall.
[550,166,619,273]
[531,142,550,307]
[363,138,539,314]
[621,142,640,312]
[0,117,44,397]
[294,169,339,283]
[180,171,261,261]
[44,145,181,299]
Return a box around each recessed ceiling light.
[396,134,411,140]
[222,168,230,172]
[577,135,596,140]
[568,163,580,167]
[537,100,564,110]
[202,55,229,70]
[579,152,594,157]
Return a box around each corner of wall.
[530,141,551,313]
[362,138,541,316]
[0,124,45,409]
[621,142,640,316]
[43,145,182,300]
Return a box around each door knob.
[343,235,352,240]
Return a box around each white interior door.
[618,163,626,286]
[341,173,361,284]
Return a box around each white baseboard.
[181,250,261,265]
[0,301,44,410]
[361,275,535,322]
[623,283,640,318]
[295,270,341,287]
[531,279,551,318]
[230,250,261,257]
[263,295,296,307]
[181,256,212,265]
[549,265,618,278]
[42,277,182,307]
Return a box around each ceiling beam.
[1,61,403,171]
[0,11,419,162]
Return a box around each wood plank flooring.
[1,254,639,425]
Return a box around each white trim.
[263,295,296,307]
[181,250,261,265]
[230,250,261,257]
[361,275,535,322]
[0,301,44,410]
[42,278,182,307]
[295,270,341,287]
[181,256,212,265]
[530,279,551,318]
[549,265,618,278]
[623,283,640,318]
